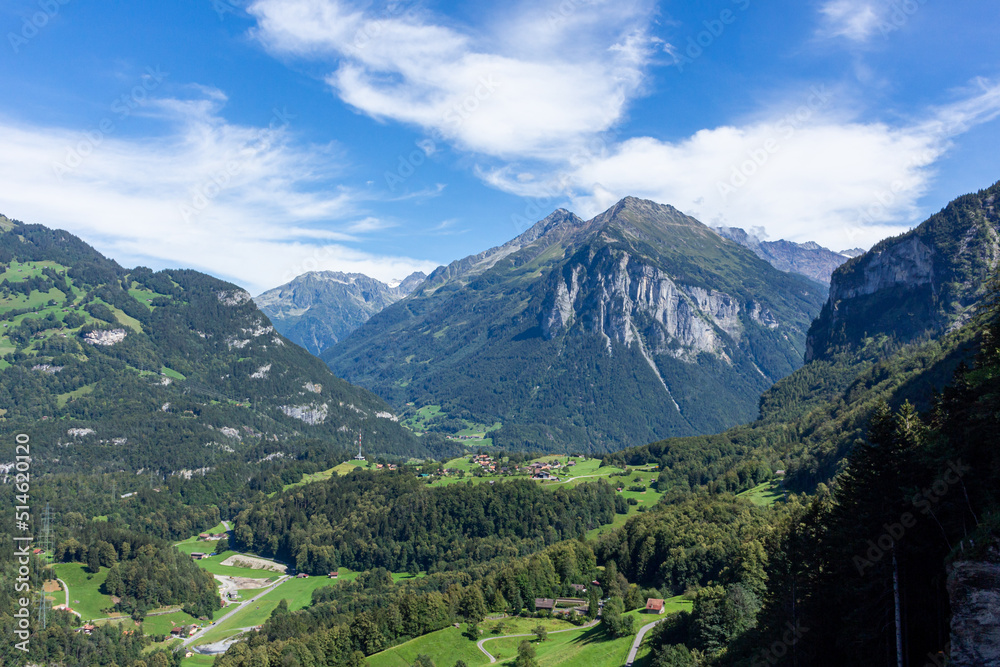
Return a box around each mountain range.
[713,225,863,284]
[325,197,827,452]
[255,271,426,355]
[0,215,438,475]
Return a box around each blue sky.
[0,0,997,294]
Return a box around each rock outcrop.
[326,196,825,451]
[948,561,1000,666]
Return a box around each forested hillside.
[0,215,447,475]
[231,471,622,574]
[327,198,825,453]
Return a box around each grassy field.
[281,460,372,492]
[56,382,96,407]
[51,562,115,621]
[367,617,579,667]
[161,366,186,380]
[172,545,283,579]
[367,605,685,667]
[98,609,204,637]
[737,480,785,506]
[181,653,218,667]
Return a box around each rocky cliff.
[948,561,1000,666]
[256,270,426,355]
[806,180,1000,361]
[325,197,825,452]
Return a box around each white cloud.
[818,0,884,42]
[248,0,656,160]
[0,90,438,294]
[483,80,1000,252]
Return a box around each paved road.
[476,620,600,663]
[547,466,658,485]
[179,575,289,650]
[626,619,663,666]
[57,578,69,607]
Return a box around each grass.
[56,383,96,407]
[175,547,282,579]
[279,460,372,493]
[402,404,444,432]
[737,480,785,506]
[367,617,578,667]
[489,622,631,666]
[366,600,690,667]
[127,285,171,310]
[98,609,202,637]
[161,366,186,380]
[51,562,115,621]
[194,569,423,647]
[181,653,218,667]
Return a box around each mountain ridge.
[256,269,426,355]
[326,196,826,452]
[0,215,437,474]
[806,179,1000,361]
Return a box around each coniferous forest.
[2,182,1000,667]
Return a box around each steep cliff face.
[256,270,426,355]
[948,561,1000,667]
[325,197,824,452]
[806,181,1000,361]
[541,248,777,364]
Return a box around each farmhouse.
[190,552,207,560]
[645,598,666,614]
[534,598,556,611]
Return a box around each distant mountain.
[256,271,426,355]
[713,226,857,284]
[806,179,1000,361]
[0,215,437,475]
[325,197,826,453]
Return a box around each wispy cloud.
[818,0,884,42]
[484,79,1000,251]
[0,89,438,294]
[248,0,657,160]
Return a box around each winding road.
[476,619,600,663]
[625,619,664,666]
